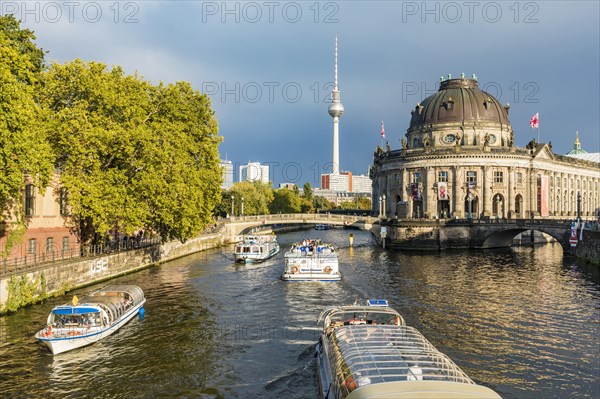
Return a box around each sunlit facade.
[371,77,600,219]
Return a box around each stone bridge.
[219,214,575,251]
[220,213,378,241]
[380,218,575,251]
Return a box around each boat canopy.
[94,285,145,304]
[329,325,481,396]
[52,306,99,315]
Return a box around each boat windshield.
[50,311,102,327]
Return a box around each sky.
[6,0,600,186]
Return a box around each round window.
[443,134,456,144]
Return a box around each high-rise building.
[239,162,269,183]
[220,160,234,189]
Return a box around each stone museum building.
[371,76,599,220]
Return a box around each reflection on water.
[0,230,598,399]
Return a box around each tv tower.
[328,35,344,175]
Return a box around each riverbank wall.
[0,233,225,314]
[575,230,600,265]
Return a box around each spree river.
[1,229,598,399]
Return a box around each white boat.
[35,285,146,355]
[315,224,333,230]
[234,234,280,263]
[281,240,341,282]
[316,299,502,399]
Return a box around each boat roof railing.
[317,305,405,326]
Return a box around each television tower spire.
[328,35,344,175]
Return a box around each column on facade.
[507,166,514,218]
[483,165,492,217]
[453,166,464,217]
[526,167,534,217]
[425,167,436,218]
[558,172,563,217]
[402,168,411,218]
[385,174,391,217]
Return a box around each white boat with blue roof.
[35,285,145,355]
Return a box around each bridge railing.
[227,213,378,224]
[380,218,573,228]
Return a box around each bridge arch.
[481,227,568,250]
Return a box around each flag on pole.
[381,121,385,138]
[530,113,539,130]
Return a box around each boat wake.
[264,344,319,398]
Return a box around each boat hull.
[36,299,146,355]
[282,273,341,282]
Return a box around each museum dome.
[408,77,510,131]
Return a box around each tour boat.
[234,234,280,263]
[315,224,333,230]
[316,299,502,399]
[35,285,146,355]
[281,240,340,282]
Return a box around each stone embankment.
[0,233,226,313]
[575,230,600,265]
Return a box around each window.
[25,184,36,216]
[494,171,504,184]
[28,238,37,255]
[413,172,421,184]
[466,171,477,186]
[59,187,68,216]
[46,237,54,253]
[62,237,70,253]
[438,171,448,183]
[516,172,523,184]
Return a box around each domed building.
[371,75,600,220]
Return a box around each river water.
[1,229,598,399]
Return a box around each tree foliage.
[0,16,53,223]
[269,188,301,214]
[229,181,274,216]
[40,60,222,243]
[303,182,313,201]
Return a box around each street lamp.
[231,195,234,217]
[241,197,245,216]
[577,191,581,223]
[382,194,387,218]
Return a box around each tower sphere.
[328,102,344,118]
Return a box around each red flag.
[530,113,539,130]
[381,121,385,138]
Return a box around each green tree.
[0,16,53,230]
[302,182,313,201]
[269,188,301,214]
[41,60,222,243]
[313,196,334,212]
[230,181,273,216]
[300,198,314,213]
